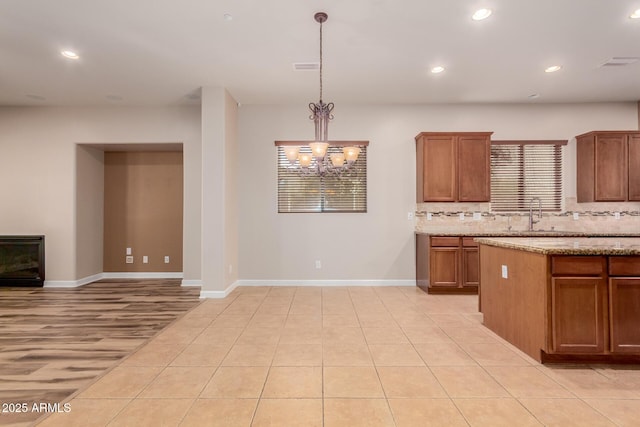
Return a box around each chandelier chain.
[319,19,323,102]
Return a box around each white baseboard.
[102,272,183,279]
[181,279,203,287]
[198,279,415,299]
[44,272,184,288]
[44,273,104,288]
[45,276,414,293]
[235,279,416,287]
[200,280,239,299]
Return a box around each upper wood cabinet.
[576,131,640,202]
[415,132,493,202]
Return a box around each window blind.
[277,145,367,213]
[490,143,563,212]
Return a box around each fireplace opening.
[0,236,45,287]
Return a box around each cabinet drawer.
[551,256,605,276]
[430,237,460,247]
[609,256,640,276]
[462,237,479,247]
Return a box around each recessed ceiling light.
[545,65,562,73]
[223,13,233,21]
[61,50,79,59]
[527,94,540,99]
[431,66,445,74]
[472,8,492,21]
[630,9,640,19]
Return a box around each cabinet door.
[458,135,490,202]
[609,278,640,353]
[594,134,628,201]
[422,136,457,201]
[429,247,459,288]
[416,234,429,291]
[551,277,607,354]
[461,247,479,288]
[628,134,640,201]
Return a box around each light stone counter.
[475,237,640,255]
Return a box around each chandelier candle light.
[282,12,362,176]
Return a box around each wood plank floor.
[0,279,201,426]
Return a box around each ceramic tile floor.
[33,286,640,426]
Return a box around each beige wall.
[237,102,638,282]
[224,91,239,287]
[200,88,239,294]
[103,151,183,272]
[0,101,637,287]
[0,106,201,283]
[76,145,104,279]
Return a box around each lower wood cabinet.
[609,278,640,353]
[550,255,640,356]
[416,234,478,294]
[551,277,607,354]
[479,244,640,363]
[461,238,479,287]
[608,256,640,353]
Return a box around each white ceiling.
[2,0,640,107]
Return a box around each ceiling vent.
[293,62,319,71]
[601,57,640,66]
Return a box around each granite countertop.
[415,231,640,237]
[474,237,640,255]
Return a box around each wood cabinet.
[480,244,640,363]
[462,237,480,287]
[576,131,640,202]
[550,256,607,354]
[416,234,479,294]
[415,132,492,202]
[608,256,640,353]
[629,134,640,200]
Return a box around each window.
[490,140,565,212]
[276,143,367,213]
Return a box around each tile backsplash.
[415,198,640,234]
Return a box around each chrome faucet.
[529,197,542,231]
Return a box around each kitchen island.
[476,237,640,363]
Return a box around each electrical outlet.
[125,256,133,264]
[473,212,482,221]
[614,212,621,220]
[126,247,132,255]
[426,213,432,221]
[501,265,508,279]
[459,213,465,221]
[573,212,579,220]
[407,212,414,220]
[315,260,321,269]
[164,256,170,264]
[142,256,148,264]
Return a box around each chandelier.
[282,12,362,176]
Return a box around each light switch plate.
[126,247,132,255]
[459,213,465,221]
[573,212,579,220]
[125,256,133,264]
[426,213,432,221]
[501,265,508,279]
[614,212,621,220]
[473,212,482,221]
